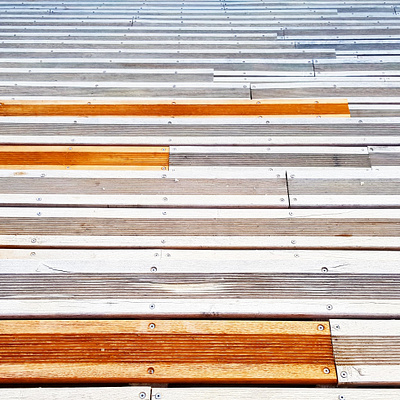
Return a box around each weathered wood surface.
[0,320,336,384]
[1,208,400,250]
[0,118,399,146]
[0,387,151,400]
[155,387,400,400]
[287,168,400,207]
[331,320,400,386]
[0,169,288,207]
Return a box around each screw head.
[341,371,348,378]
[323,368,330,374]
[148,323,155,329]
[291,240,296,244]
[150,266,157,273]
[326,304,333,310]
[318,324,325,331]
[30,252,36,256]
[139,392,146,399]
[155,394,161,400]
[321,267,328,273]
[31,238,37,243]
[36,197,42,201]
[147,367,155,374]
[149,303,155,310]
[339,395,346,400]
[334,324,341,330]
[37,212,41,216]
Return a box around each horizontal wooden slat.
[0,387,150,400]
[0,99,350,117]
[0,320,336,384]
[155,387,400,400]
[0,145,169,170]
[288,168,400,207]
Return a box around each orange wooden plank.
[0,99,350,117]
[0,146,169,170]
[0,320,337,384]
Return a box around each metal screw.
[148,323,155,329]
[339,395,346,400]
[341,371,348,378]
[162,211,167,215]
[293,198,297,201]
[36,197,42,201]
[321,267,328,273]
[326,304,333,310]
[31,238,37,243]
[294,253,299,257]
[289,212,293,216]
[334,324,341,330]
[280,198,285,202]
[30,252,36,256]
[37,212,41,216]
[40,173,46,178]
[290,174,295,179]
[147,367,155,374]
[154,253,159,257]
[318,324,325,331]
[139,392,146,399]
[166,253,171,257]
[149,304,155,310]
[323,368,330,374]
[150,266,157,273]
[163,197,168,201]
[161,240,166,244]
[291,240,296,244]
[155,394,161,399]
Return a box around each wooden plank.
[169,146,370,168]
[331,320,400,386]
[287,168,400,207]
[0,387,151,400]
[2,249,400,274]
[0,117,399,146]
[0,172,288,207]
[0,99,350,117]
[0,145,169,170]
[0,208,399,250]
[369,146,400,167]
[155,387,400,400]
[0,320,336,384]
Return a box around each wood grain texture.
[0,99,350,117]
[331,320,400,386]
[0,320,336,384]
[0,145,169,169]
[0,387,150,400]
[155,387,400,400]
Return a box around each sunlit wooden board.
[0,320,336,384]
[0,145,169,170]
[0,99,350,117]
[0,387,150,400]
[331,320,400,386]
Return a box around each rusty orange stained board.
[0,99,350,117]
[0,320,337,384]
[0,146,169,170]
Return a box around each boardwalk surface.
[0,0,400,397]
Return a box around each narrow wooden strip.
[0,145,169,169]
[0,320,336,384]
[0,387,150,400]
[155,387,400,400]
[0,99,350,117]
